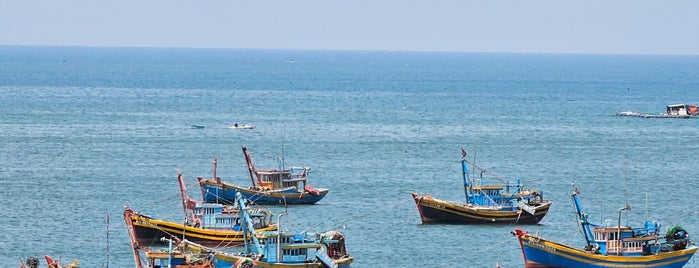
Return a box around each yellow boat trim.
[522,234,698,267]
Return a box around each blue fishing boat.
[198,147,329,205]
[512,184,697,268]
[126,235,215,268]
[176,192,353,267]
[412,149,551,224]
[124,171,277,247]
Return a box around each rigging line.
[139,180,201,208]
[434,234,517,268]
[284,197,413,232]
[326,197,413,231]
[621,148,631,226]
[463,158,506,184]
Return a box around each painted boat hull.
[514,229,698,268]
[199,179,329,205]
[411,193,550,224]
[125,208,278,247]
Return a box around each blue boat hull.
[515,230,698,268]
[200,180,328,205]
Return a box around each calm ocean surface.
[2,46,699,267]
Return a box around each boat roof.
[282,243,322,249]
[473,185,504,190]
[593,226,633,232]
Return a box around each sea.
[2,45,699,268]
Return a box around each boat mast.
[571,184,596,248]
[213,157,220,184]
[461,149,472,202]
[177,171,197,224]
[236,193,263,255]
[124,209,145,268]
[242,147,259,187]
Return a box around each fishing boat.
[19,256,78,268]
[177,192,353,268]
[512,184,698,268]
[124,171,277,247]
[198,147,329,205]
[229,123,255,129]
[411,149,551,224]
[127,226,215,268]
[616,103,699,118]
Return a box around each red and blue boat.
[124,171,277,247]
[198,146,328,205]
[513,184,697,268]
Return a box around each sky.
[1,0,698,55]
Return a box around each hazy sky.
[1,0,698,55]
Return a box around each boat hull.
[514,229,698,268]
[199,179,329,205]
[411,193,550,224]
[125,208,277,247]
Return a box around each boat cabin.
[254,166,310,191]
[666,104,698,117]
[253,231,321,263]
[192,203,271,230]
[249,230,349,265]
[466,179,544,211]
[592,221,663,256]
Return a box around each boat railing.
[479,191,498,207]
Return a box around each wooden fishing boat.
[123,172,277,247]
[127,226,215,268]
[512,184,698,268]
[177,192,353,268]
[412,149,551,224]
[198,146,329,205]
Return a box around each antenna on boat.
[645,192,649,219]
[598,163,604,224]
[276,212,288,262]
[281,143,286,170]
[463,147,506,184]
[621,148,631,225]
[472,147,478,186]
[105,213,110,268]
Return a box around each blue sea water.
[2,45,699,267]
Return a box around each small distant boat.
[190,124,206,129]
[198,146,329,205]
[411,149,551,224]
[124,171,277,247]
[512,183,698,268]
[177,193,353,267]
[616,104,699,118]
[229,123,254,129]
[20,256,78,268]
